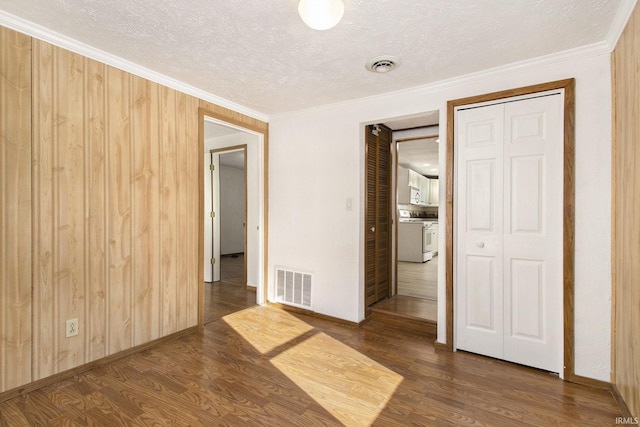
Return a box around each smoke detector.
[365,55,400,73]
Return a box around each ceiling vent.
[365,55,400,73]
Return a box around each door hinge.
[210,211,215,218]
[209,164,215,171]
[211,258,215,264]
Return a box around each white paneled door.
[455,94,563,373]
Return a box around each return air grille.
[276,268,312,309]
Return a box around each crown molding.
[605,0,637,50]
[0,10,269,123]
[270,41,612,120]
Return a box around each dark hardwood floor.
[204,253,256,324]
[0,294,624,425]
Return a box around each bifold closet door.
[456,94,563,373]
[365,124,391,307]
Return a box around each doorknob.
[370,226,375,232]
[477,242,485,248]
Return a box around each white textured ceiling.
[399,138,440,177]
[0,0,627,115]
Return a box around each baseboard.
[371,310,437,336]
[434,340,452,352]
[0,326,198,404]
[569,374,613,390]
[611,384,635,418]
[267,302,359,327]
[245,285,257,292]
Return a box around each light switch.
[346,198,353,211]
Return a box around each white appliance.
[398,210,434,262]
[430,223,438,255]
[410,188,421,205]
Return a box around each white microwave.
[410,187,421,205]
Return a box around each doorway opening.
[201,116,265,324]
[365,111,442,331]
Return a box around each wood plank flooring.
[397,257,437,300]
[372,295,437,324]
[204,253,255,324]
[0,304,624,426]
[378,256,438,323]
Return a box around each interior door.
[365,124,391,307]
[456,94,563,372]
[456,103,505,358]
[204,153,215,282]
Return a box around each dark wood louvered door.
[365,124,391,307]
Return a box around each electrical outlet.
[65,318,78,338]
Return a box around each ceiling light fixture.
[298,0,344,30]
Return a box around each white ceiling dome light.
[298,0,345,30]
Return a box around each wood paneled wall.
[26,36,199,382]
[612,3,640,417]
[0,27,32,391]
[0,24,268,396]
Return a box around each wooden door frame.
[198,108,268,329]
[444,79,579,382]
[210,145,248,286]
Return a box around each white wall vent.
[275,268,312,309]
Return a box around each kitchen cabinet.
[428,178,439,206]
[398,166,435,206]
[419,174,430,206]
[408,169,421,189]
[397,166,411,204]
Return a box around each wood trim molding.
[445,79,576,379]
[198,110,206,330]
[0,327,198,404]
[609,48,617,386]
[612,383,635,418]
[570,374,612,391]
[209,144,248,154]
[434,341,450,352]
[267,302,360,327]
[198,107,269,328]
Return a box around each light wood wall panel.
[30,38,200,383]
[612,2,640,417]
[0,24,260,396]
[106,67,133,354]
[87,58,107,361]
[0,26,32,391]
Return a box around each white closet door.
[502,95,563,371]
[455,94,563,373]
[456,103,505,359]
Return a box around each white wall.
[268,47,612,381]
[220,164,245,254]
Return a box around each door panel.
[510,155,543,234]
[503,95,562,372]
[456,104,504,354]
[467,160,497,232]
[509,259,543,338]
[365,125,391,307]
[456,94,563,373]
[461,254,502,358]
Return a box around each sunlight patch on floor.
[271,332,403,426]
[222,306,314,354]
